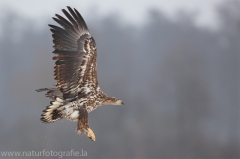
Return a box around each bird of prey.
[36,6,124,141]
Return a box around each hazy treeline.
[0,1,239,158]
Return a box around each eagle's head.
[114,98,124,105]
[103,96,124,105]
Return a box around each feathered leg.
[77,108,96,141]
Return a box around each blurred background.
[0,0,239,158]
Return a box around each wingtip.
[55,14,60,18]
[52,17,57,21]
[48,24,55,27]
[73,8,78,12]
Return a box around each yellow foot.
[87,128,96,141]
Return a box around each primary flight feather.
[36,6,124,141]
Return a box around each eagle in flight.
[36,6,124,141]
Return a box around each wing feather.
[49,6,97,98]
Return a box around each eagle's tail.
[36,88,63,100]
[41,97,66,123]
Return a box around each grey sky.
[0,0,226,29]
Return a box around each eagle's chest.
[66,96,102,121]
[76,95,102,113]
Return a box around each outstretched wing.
[49,6,97,99]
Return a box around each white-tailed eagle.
[36,6,124,141]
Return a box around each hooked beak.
[116,100,124,105]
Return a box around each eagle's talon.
[87,128,96,141]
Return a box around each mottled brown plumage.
[36,6,123,141]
